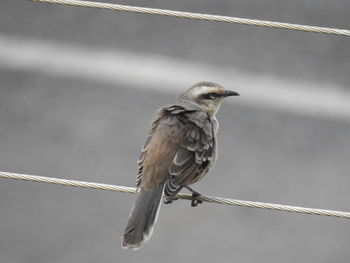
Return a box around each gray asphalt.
[0,69,350,262]
[0,0,350,262]
[1,0,349,87]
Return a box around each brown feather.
[137,105,216,196]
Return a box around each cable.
[31,0,350,36]
[1,171,349,219]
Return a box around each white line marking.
[0,34,349,120]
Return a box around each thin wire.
[31,0,350,36]
[1,171,350,219]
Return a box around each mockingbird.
[122,82,239,249]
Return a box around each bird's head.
[178,82,239,116]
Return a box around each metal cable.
[1,171,350,219]
[31,0,350,36]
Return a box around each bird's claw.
[164,196,178,204]
[164,199,173,204]
[191,192,203,207]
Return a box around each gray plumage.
[122,82,239,249]
[122,183,164,249]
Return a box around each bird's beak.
[223,90,240,97]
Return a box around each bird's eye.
[205,92,218,100]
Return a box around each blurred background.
[0,0,349,262]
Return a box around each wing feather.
[167,120,214,196]
[137,105,216,196]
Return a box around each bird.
[122,81,239,249]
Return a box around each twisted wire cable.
[31,0,350,36]
[1,171,350,219]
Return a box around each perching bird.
[122,82,239,249]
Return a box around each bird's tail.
[122,183,165,249]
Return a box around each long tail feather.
[122,183,165,249]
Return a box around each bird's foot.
[183,185,203,207]
[164,197,173,204]
[164,196,178,204]
[190,190,203,207]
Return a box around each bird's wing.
[137,107,215,196]
[164,112,215,197]
[169,122,213,182]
